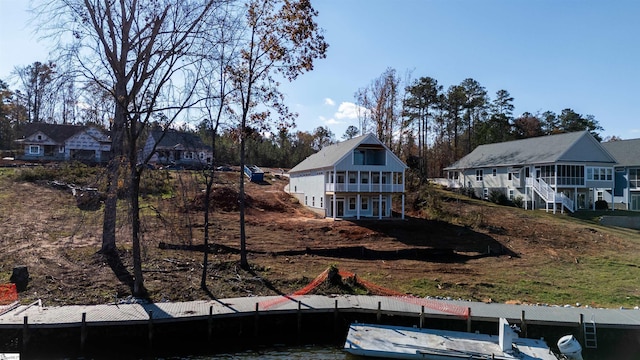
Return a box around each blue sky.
[2,0,639,140]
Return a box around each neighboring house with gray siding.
[601,138,640,211]
[443,131,617,213]
[142,129,212,168]
[16,123,111,163]
[288,133,408,219]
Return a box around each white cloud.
[335,102,368,120]
[324,98,335,106]
[319,115,340,126]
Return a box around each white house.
[288,133,408,219]
[601,138,640,211]
[16,123,111,163]
[443,131,617,213]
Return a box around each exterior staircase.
[528,177,575,213]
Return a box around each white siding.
[289,172,327,213]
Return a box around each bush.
[488,189,509,205]
[15,162,101,187]
[459,186,477,199]
[595,199,609,210]
[512,196,524,209]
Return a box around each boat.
[344,318,584,359]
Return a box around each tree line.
[354,68,608,181]
[2,65,608,179]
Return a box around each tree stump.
[10,265,29,292]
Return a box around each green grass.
[570,209,640,222]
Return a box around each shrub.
[512,196,524,209]
[595,199,609,210]
[459,186,477,199]
[488,189,508,205]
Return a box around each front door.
[372,198,387,217]
[631,193,640,211]
[337,199,344,217]
[329,196,345,217]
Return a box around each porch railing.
[527,177,574,212]
[325,183,404,193]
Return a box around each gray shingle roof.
[288,134,380,173]
[19,123,87,143]
[444,131,612,170]
[602,138,640,167]
[150,129,210,150]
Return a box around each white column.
[401,194,405,220]
[378,193,382,220]
[332,167,337,219]
[357,194,361,220]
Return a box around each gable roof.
[19,123,88,143]
[149,129,210,150]
[445,131,616,170]
[601,138,640,167]
[289,133,405,173]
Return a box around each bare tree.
[13,61,56,123]
[228,0,327,269]
[193,2,243,290]
[38,0,222,296]
[355,68,401,148]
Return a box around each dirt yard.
[0,167,638,308]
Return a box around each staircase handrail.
[528,177,575,212]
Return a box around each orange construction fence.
[0,283,18,305]
[258,267,469,318]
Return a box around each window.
[349,172,357,184]
[372,173,380,184]
[29,145,40,154]
[336,173,345,183]
[630,168,639,189]
[353,148,385,165]
[508,189,514,200]
[320,197,323,208]
[483,188,489,199]
[58,146,65,153]
[587,167,612,181]
[556,165,584,186]
[37,135,42,140]
[508,173,512,181]
[476,170,483,181]
[361,196,369,210]
[492,168,497,177]
[349,197,356,210]
[361,173,369,184]
[597,191,603,201]
[312,196,315,207]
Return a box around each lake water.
[182,345,349,359]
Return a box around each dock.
[2,294,640,331]
[1,295,639,356]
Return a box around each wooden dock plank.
[1,295,639,331]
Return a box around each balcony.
[325,182,404,193]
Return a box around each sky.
[1,0,639,140]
